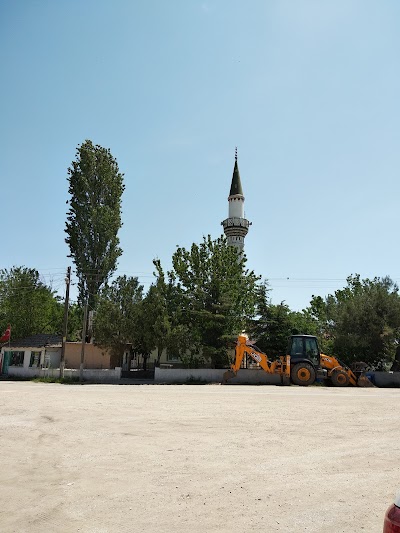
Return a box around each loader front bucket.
[222,370,236,384]
[357,374,375,387]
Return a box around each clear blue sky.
[1,0,399,310]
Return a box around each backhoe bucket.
[222,370,236,384]
[357,374,375,387]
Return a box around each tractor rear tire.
[291,363,316,386]
[330,369,350,387]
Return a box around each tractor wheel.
[291,363,316,386]
[330,369,350,387]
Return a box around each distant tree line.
[2,257,400,370]
[2,140,399,370]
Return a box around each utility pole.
[60,266,71,379]
[80,299,88,382]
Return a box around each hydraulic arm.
[222,334,290,384]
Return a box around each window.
[167,352,180,362]
[305,338,319,358]
[290,337,303,357]
[10,351,25,367]
[30,351,41,367]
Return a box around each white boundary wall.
[8,366,400,387]
[7,367,122,383]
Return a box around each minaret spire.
[221,149,251,253]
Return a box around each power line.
[4,267,400,294]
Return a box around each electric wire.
[3,267,400,293]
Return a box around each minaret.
[221,148,251,253]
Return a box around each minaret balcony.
[222,217,250,237]
[222,217,250,229]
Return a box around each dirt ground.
[0,382,399,532]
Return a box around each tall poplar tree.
[65,140,125,308]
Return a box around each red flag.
[0,325,11,343]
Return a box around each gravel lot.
[0,381,399,532]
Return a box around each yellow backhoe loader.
[222,334,373,387]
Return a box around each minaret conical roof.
[229,149,243,196]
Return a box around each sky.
[1,0,399,311]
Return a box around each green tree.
[289,309,319,338]
[308,275,400,368]
[66,303,85,341]
[249,282,319,357]
[163,235,261,367]
[150,261,202,367]
[134,300,160,371]
[252,303,294,357]
[65,140,125,309]
[94,276,143,367]
[140,260,171,366]
[0,267,63,339]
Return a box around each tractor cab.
[288,335,321,368]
